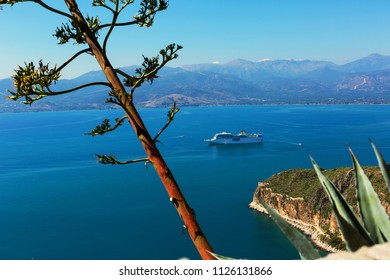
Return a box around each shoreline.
[248,201,340,254]
[2,103,390,114]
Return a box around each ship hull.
[205,132,263,145]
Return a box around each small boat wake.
[265,140,303,146]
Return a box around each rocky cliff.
[249,167,390,252]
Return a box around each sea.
[1,105,390,260]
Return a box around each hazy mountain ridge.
[1,53,390,112]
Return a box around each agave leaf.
[208,251,237,260]
[311,156,374,251]
[255,193,321,260]
[349,147,390,243]
[370,139,390,193]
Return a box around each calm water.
[1,105,390,260]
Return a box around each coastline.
[2,103,390,114]
[248,201,340,253]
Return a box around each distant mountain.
[182,58,337,80]
[1,53,390,112]
[339,53,390,73]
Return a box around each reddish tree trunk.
[64,0,215,260]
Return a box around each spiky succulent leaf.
[208,252,237,260]
[370,139,390,193]
[256,193,321,259]
[349,147,390,243]
[311,157,374,251]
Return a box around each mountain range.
[1,53,390,112]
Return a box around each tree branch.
[102,1,119,55]
[97,18,147,30]
[56,48,91,73]
[96,0,168,31]
[115,68,133,80]
[95,154,150,165]
[86,116,127,137]
[0,1,72,19]
[8,78,112,105]
[125,44,183,97]
[36,0,73,19]
[48,81,113,95]
[92,0,115,13]
[153,100,180,142]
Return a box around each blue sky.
[1,0,390,79]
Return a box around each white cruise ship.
[205,131,263,145]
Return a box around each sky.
[1,0,390,79]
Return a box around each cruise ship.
[205,131,263,145]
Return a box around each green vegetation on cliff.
[265,166,390,209]
[256,166,390,251]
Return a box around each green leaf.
[86,116,126,137]
[124,44,182,91]
[255,193,321,259]
[0,1,18,5]
[8,60,60,104]
[134,0,168,27]
[54,21,85,45]
[208,251,237,260]
[370,139,390,193]
[349,147,390,243]
[311,156,374,251]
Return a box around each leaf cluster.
[0,0,19,5]
[54,15,100,45]
[93,0,134,12]
[122,44,182,94]
[95,154,149,165]
[90,0,170,38]
[8,61,60,104]
[134,0,168,27]
[153,100,180,142]
[96,154,121,164]
[86,116,126,136]
[166,99,180,122]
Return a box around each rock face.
[249,167,390,252]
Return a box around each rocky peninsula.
[249,167,390,252]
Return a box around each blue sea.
[1,105,390,260]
